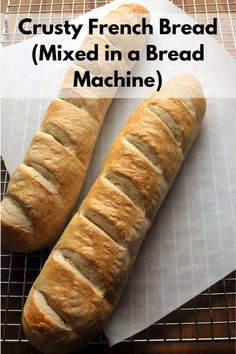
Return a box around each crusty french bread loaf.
[1,3,149,253]
[23,75,206,353]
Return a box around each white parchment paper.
[1,0,236,346]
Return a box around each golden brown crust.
[1,3,148,253]
[122,106,184,184]
[42,99,101,163]
[35,256,112,331]
[22,289,81,354]
[58,66,113,119]
[54,214,130,304]
[120,3,150,14]
[160,74,206,124]
[1,121,86,252]
[144,97,195,154]
[103,137,168,213]
[80,177,146,254]
[23,74,206,353]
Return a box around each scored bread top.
[1,3,149,253]
[23,74,206,353]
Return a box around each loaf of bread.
[1,3,148,253]
[23,75,206,353]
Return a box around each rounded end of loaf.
[147,74,206,154]
[162,74,207,122]
[1,198,35,253]
[22,317,81,354]
[119,3,149,14]
[1,207,53,254]
[1,222,31,254]
[1,205,51,253]
[22,288,87,354]
[1,226,55,254]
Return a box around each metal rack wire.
[1,0,236,349]
[1,0,236,57]
[1,191,235,345]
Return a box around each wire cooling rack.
[1,0,236,351]
[1,0,236,58]
[1,156,236,346]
